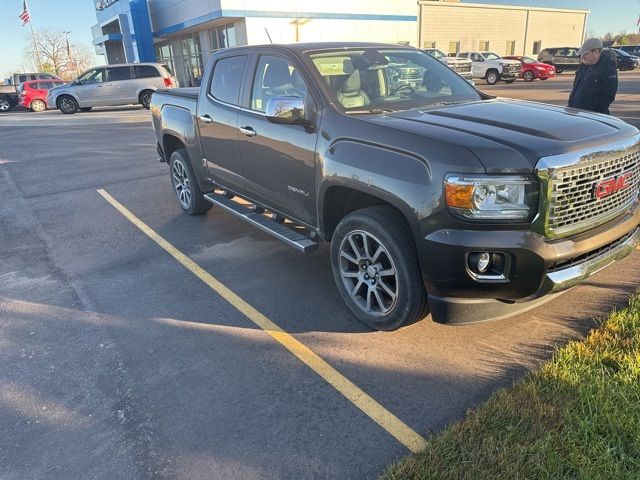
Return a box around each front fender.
[318,138,434,238]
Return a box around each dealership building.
[90,0,589,86]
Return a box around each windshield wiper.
[346,108,394,115]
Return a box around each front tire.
[58,95,78,114]
[523,71,535,82]
[169,149,212,215]
[139,90,154,109]
[485,70,499,85]
[330,206,428,331]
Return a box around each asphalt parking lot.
[1,71,639,479]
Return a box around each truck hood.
[443,57,471,65]
[362,98,638,173]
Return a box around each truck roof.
[219,42,416,55]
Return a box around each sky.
[1,0,639,79]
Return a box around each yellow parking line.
[97,188,428,454]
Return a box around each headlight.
[444,175,538,221]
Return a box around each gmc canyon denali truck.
[151,42,640,330]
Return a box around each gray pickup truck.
[151,42,640,330]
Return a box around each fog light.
[477,252,491,273]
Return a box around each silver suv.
[48,63,178,114]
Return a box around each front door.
[73,68,111,106]
[197,54,248,192]
[237,54,317,225]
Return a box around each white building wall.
[419,1,588,57]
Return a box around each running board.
[203,192,319,253]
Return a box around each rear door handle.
[198,114,212,124]
[240,126,256,137]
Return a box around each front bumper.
[420,205,640,323]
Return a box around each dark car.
[537,47,581,73]
[503,55,555,81]
[611,48,638,71]
[617,45,640,56]
[150,42,640,330]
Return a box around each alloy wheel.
[31,100,46,112]
[338,230,398,317]
[0,98,10,111]
[171,158,192,209]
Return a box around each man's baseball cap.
[578,38,603,55]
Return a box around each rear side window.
[134,65,161,78]
[160,64,173,76]
[106,66,133,81]
[38,81,54,89]
[37,74,54,80]
[209,55,247,105]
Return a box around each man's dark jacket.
[568,49,618,114]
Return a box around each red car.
[503,56,556,82]
[18,78,65,112]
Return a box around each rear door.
[105,66,136,104]
[197,53,248,192]
[236,52,318,224]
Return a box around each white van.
[48,63,178,114]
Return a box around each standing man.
[568,38,618,114]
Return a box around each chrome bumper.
[543,227,640,293]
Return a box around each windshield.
[521,57,536,64]
[308,48,480,113]
[484,52,501,61]
[614,49,630,57]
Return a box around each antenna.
[264,27,273,44]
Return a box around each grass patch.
[381,291,640,480]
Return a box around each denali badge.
[592,172,632,199]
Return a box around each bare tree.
[24,28,95,78]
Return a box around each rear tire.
[0,95,13,112]
[330,206,428,331]
[58,95,78,114]
[30,99,46,112]
[523,71,535,82]
[169,149,212,215]
[139,90,154,109]
[485,70,499,85]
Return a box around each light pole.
[63,31,76,74]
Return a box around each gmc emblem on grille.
[592,172,633,199]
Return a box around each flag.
[19,0,30,25]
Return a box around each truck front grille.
[451,64,471,74]
[538,137,640,238]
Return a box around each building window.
[181,34,204,87]
[506,40,515,55]
[208,23,237,55]
[423,41,436,49]
[155,41,175,79]
[533,41,542,55]
[449,41,460,56]
[479,41,490,51]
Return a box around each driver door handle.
[240,126,257,137]
[198,114,212,123]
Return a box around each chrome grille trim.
[534,134,640,238]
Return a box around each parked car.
[17,78,66,112]
[0,72,59,112]
[617,45,640,56]
[151,42,640,329]
[423,48,474,84]
[457,51,521,84]
[537,47,581,73]
[47,62,178,114]
[503,55,555,81]
[611,48,639,71]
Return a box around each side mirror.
[265,96,309,125]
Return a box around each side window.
[250,55,307,112]
[209,55,247,105]
[556,49,567,57]
[134,65,161,78]
[106,66,132,81]
[39,81,54,89]
[78,69,105,84]
[37,74,54,80]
